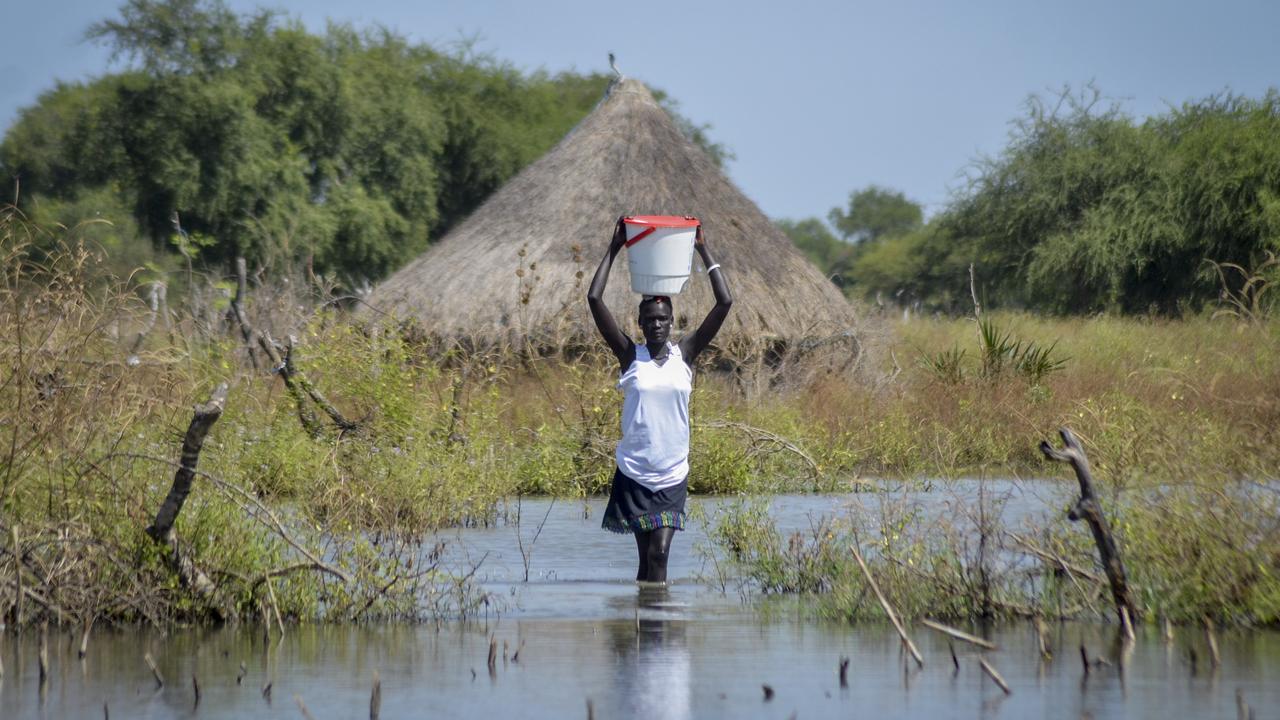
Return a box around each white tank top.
[615,342,691,490]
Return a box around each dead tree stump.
[146,384,228,606]
[1039,427,1140,625]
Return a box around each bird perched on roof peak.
[608,52,623,79]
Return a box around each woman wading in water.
[587,218,733,583]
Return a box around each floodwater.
[3,483,1278,719]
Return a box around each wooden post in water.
[1204,617,1221,668]
[370,670,382,720]
[11,525,22,629]
[1236,688,1251,720]
[79,616,94,659]
[38,622,49,685]
[1120,606,1136,642]
[1039,428,1141,625]
[1034,616,1052,660]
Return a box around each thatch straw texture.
[366,78,862,348]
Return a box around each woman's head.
[638,295,673,345]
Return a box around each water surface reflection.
[2,491,1278,718]
[603,585,692,720]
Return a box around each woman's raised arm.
[680,225,733,364]
[587,218,632,364]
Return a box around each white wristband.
[707,263,721,273]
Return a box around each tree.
[868,85,1280,315]
[828,185,923,244]
[86,0,263,77]
[776,217,855,287]
[0,1,644,284]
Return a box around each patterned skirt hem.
[602,510,687,534]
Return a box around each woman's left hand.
[610,217,628,251]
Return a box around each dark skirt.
[601,467,688,534]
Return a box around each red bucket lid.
[622,215,700,228]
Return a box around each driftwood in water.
[144,652,164,688]
[1039,427,1141,625]
[146,384,228,604]
[851,544,924,667]
[978,657,1012,695]
[921,618,998,650]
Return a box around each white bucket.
[623,215,699,295]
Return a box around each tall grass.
[790,312,1280,482]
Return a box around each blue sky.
[4,0,1279,223]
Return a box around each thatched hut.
[367,77,864,356]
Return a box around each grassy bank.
[756,311,1277,482]
[3,210,1277,627]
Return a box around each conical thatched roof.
[367,78,861,347]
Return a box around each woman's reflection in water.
[605,584,692,720]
